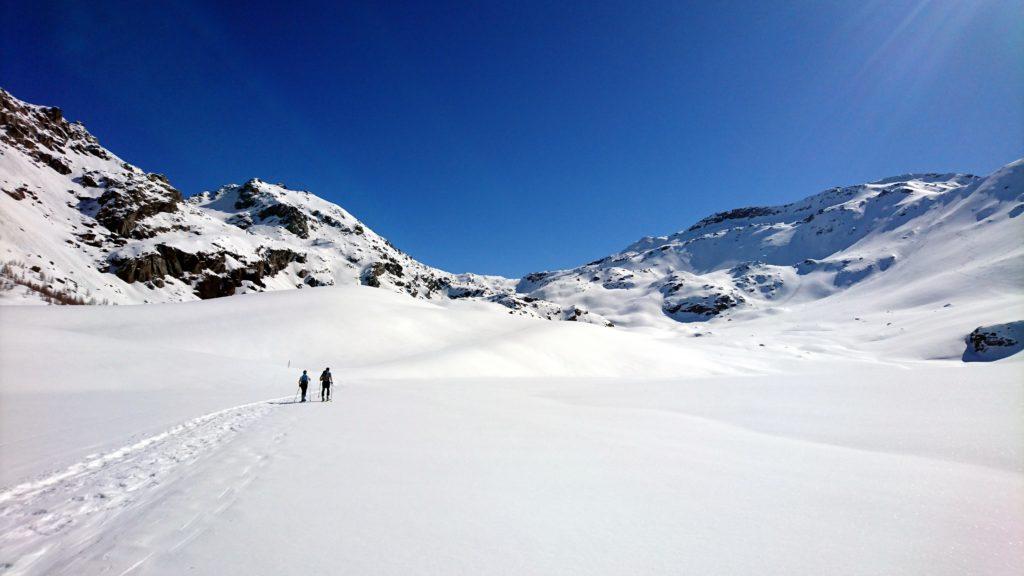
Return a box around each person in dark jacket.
[298,370,310,402]
[320,367,333,402]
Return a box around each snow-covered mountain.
[0,89,608,324]
[2,87,1021,345]
[516,159,1024,333]
[1,91,1022,576]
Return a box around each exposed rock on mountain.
[963,322,1023,362]
[0,89,109,170]
[2,88,1020,345]
[0,88,609,324]
[513,160,1022,331]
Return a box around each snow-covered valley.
[1,84,1022,575]
[1,287,1021,575]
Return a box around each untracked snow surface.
[1,287,1021,575]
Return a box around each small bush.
[0,260,95,305]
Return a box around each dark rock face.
[517,271,555,292]
[1,88,616,320]
[968,328,1015,351]
[303,275,327,287]
[234,180,262,210]
[226,212,254,229]
[310,209,346,230]
[361,260,404,287]
[688,206,778,232]
[224,179,318,238]
[963,321,1024,362]
[3,93,197,240]
[729,262,785,298]
[195,274,238,299]
[95,177,183,238]
[663,293,744,320]
[76,173,101,188]
[422,275,450,294]
[113,245,222,283]
[35,151,72,174]
[660,279,685,295]
[357,259,461,299]
[4,186,29,201]
[112,245,307,298]
[257,203,310,238]
[361,265,383,287]
[448,286,486,299]
[0,89,110,174]
[601,271,635,290]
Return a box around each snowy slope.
[3,87,1020,354]
[5,86,1022,349]
[0,285,1020,575]
[2,86,1022,576]
[0,285,743,487]
[0,89,608,323]
[517,159,1024,359]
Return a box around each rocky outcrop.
[113,245,226,284]
[360,259,404,288]
[112,245,306,298]
[687,206,778,232]
[257,203,310,238]
[963,321,1024,362]
[233,180,262,210]
[663,293,744,320]
[482,293,613,326]
[729,262,785,298]
[0,88,687,325]
[95,173,183,238]
[3,185,30,201]
[0,89,109,172]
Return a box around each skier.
[320,367,333,402]
[297,370,310,402]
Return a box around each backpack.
[299,374,309,385]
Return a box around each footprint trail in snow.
[0,398,283,576]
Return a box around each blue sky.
[2,1,1021,276]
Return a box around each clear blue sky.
[2,1,1021,276]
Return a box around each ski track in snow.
[0,397,286,576]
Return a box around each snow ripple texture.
[0,399,278,575]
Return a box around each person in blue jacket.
[298,370,310,402]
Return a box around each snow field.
[0,285,1020,575]
[0,398,280,576]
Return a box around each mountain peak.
[517,161,1022,328]
[0,88,611,325]
[1,88,1019,338]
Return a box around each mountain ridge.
[0,88,610,324]
[2,87,1021,343]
